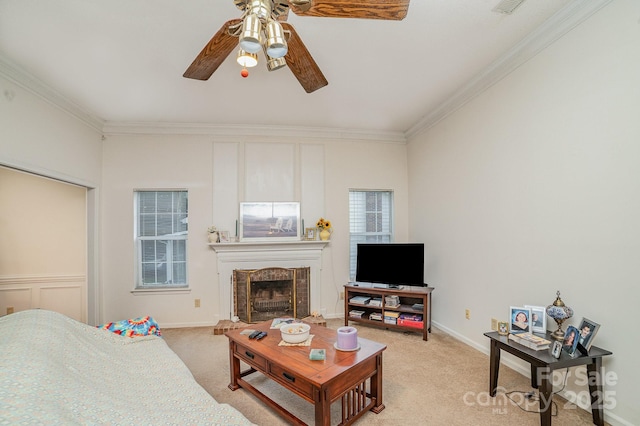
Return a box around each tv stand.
[344,283,434,341]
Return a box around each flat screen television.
[355,243,425,287]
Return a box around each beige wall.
[2,1,637,423]
[0,73,102,323]
[100,134,409,326]
[0,166,87,320]
[407,1,639,424]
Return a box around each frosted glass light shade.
[265,20,287,58]
[237,49,258,68]
[239,14,262,54]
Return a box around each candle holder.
[546,291,574,340]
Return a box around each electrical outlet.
[340,291,345,300]
[194,299,200,308]
[491,317,498,331]
[465,309,470,320]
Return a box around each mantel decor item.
[546,291,574,340]
[207,226,219,243]
[239,202,300,241]
[316,217,332,241]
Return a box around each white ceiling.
[0,0,584,136]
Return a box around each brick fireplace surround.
[233,267,310,323]
[210,241,328,324]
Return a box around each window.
[349,190,393,279]
[135,190,188,288]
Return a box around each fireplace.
[210,241,328,323]
[233,267,310,323]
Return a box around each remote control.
[248,331,261,339]
[255,331,267,340]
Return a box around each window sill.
[131,288,190,295]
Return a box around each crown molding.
[0,53,405,143]
[0,55,104,133]
[405,0,613,141]
[102,121,407,143]
[2,0,611,143]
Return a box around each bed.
[0,309,255,425]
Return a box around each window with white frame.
[135,190,188,288]
[349,190,393,279]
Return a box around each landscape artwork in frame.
[577,317,600,350]
[509,306,532,334]
[525,305,547,334]
[239,202,300,241]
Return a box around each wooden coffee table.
[226,321,386,426]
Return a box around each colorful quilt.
[97,315,162,337]
[0,309,255,425]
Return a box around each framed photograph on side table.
[498,321,509,335]
[577,318,600,350]
[525,305,547,334]
[563,325,580,356]
[509,306,532,334]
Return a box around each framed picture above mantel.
[239,202,300,242]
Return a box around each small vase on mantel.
[208,232,219,243]
[319,229,331,241]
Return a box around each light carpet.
[163,319,602,425]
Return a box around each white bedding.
[0,309,254,425]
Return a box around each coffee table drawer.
[233,343,267,370]
[268,362,314,399]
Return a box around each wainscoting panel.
[0,275,86,321]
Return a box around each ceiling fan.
[182,0,410,93]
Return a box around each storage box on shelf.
[344,283,434,341]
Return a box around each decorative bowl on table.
[280,323,310,344]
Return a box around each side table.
[484,331,612,426]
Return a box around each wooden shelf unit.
[344,284,434,341]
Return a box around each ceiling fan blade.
[183,19,242,81]
[290,0,410,20]
[282,23,328,93]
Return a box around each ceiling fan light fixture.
[236,49,258,68]
[265,20,287,58]
[266,56,287,72]
[248,0,272,21]
[239,13,262,53]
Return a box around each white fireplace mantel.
[209,240,329,254]
[209,241,329,321]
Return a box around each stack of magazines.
[508,332,551,350]
[385,295,400,307]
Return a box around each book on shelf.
[349,310,366,318]
[508,332,551,350]
[349,296,371,305]
[399,313,423,322]
[368,298,383,307]
[411,303,424,311]
[383,311,400,324]
[385,295,400,307]
[369,312,383,321]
